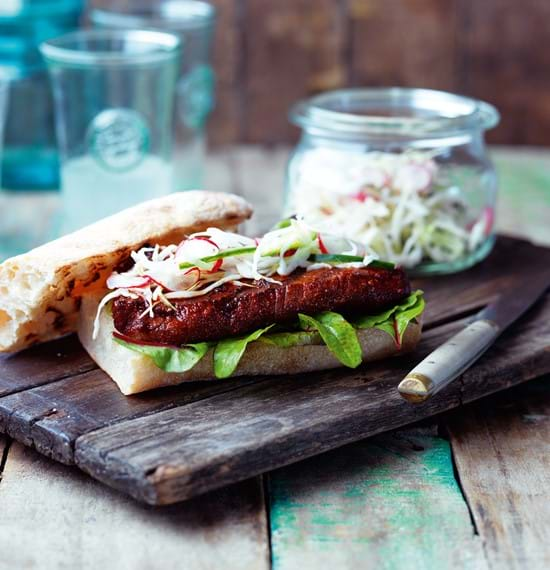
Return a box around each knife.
[398,270,550,403]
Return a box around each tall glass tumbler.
[40,29,181,233]
[90,1,216,191]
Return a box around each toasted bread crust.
[0,192,252,353]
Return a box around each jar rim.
[289,87,500,138]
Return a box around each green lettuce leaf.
[298,311,362,368]
[213,325,275,379]
[114,337,211,373]
[260,330,321,348]
[353,290,425,346]
[114,291,425,377]
[395,292,425,346]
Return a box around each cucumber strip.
[310,254,363,263]
[179,246,257,269]
[309,254,395,269]
[309,253,395,269]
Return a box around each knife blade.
[398,270,550,403]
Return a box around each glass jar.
[285,88,500,275]
[89,0,217,191]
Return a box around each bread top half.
[0,191,252,353]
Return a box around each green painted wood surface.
[269,428,487,570]
[493,148,550,245]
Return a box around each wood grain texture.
[0,335,95,398]
[416,236,550,327]
[348,0,458,90]
[447,379,550,570]
[207,0,243,146]
[242,0,347,143]
[269,427,487,570]
[459,0,550,146]
[0,369,258,464]
[0,441,269,570]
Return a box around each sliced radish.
[106,273,150,290]
[192,236,219,249]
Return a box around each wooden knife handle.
[398,319,500,403]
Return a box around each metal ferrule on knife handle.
[398,319,501,403]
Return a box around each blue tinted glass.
[0,0,84,190]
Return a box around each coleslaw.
[287,148,493,267]
[93,219,384,338]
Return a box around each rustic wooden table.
[0,146,549,570]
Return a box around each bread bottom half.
[78,295,423,395]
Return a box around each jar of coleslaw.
[285,88,500,275]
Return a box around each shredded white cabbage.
[288,148,493,267]
[92,219,379,338]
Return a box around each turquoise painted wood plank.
[269,427,487,570]
[492,147,550,245]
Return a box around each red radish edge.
[113,330,181,349]
[184,266,202,285]
[317,234,329,254]
[209,258,223,273]
[350,191,368,203]
[176,235,219,258]
[393,319,402,350]
[192,236,219,249]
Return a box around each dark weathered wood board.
[0,236,549,505]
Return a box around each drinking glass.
[40,29,181,233]
[90,1,216,191]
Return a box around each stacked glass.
[90,0,217,191]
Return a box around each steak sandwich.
[0,192,424,395]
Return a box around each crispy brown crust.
[112,266,411,345]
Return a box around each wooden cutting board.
[0,235,549,506]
